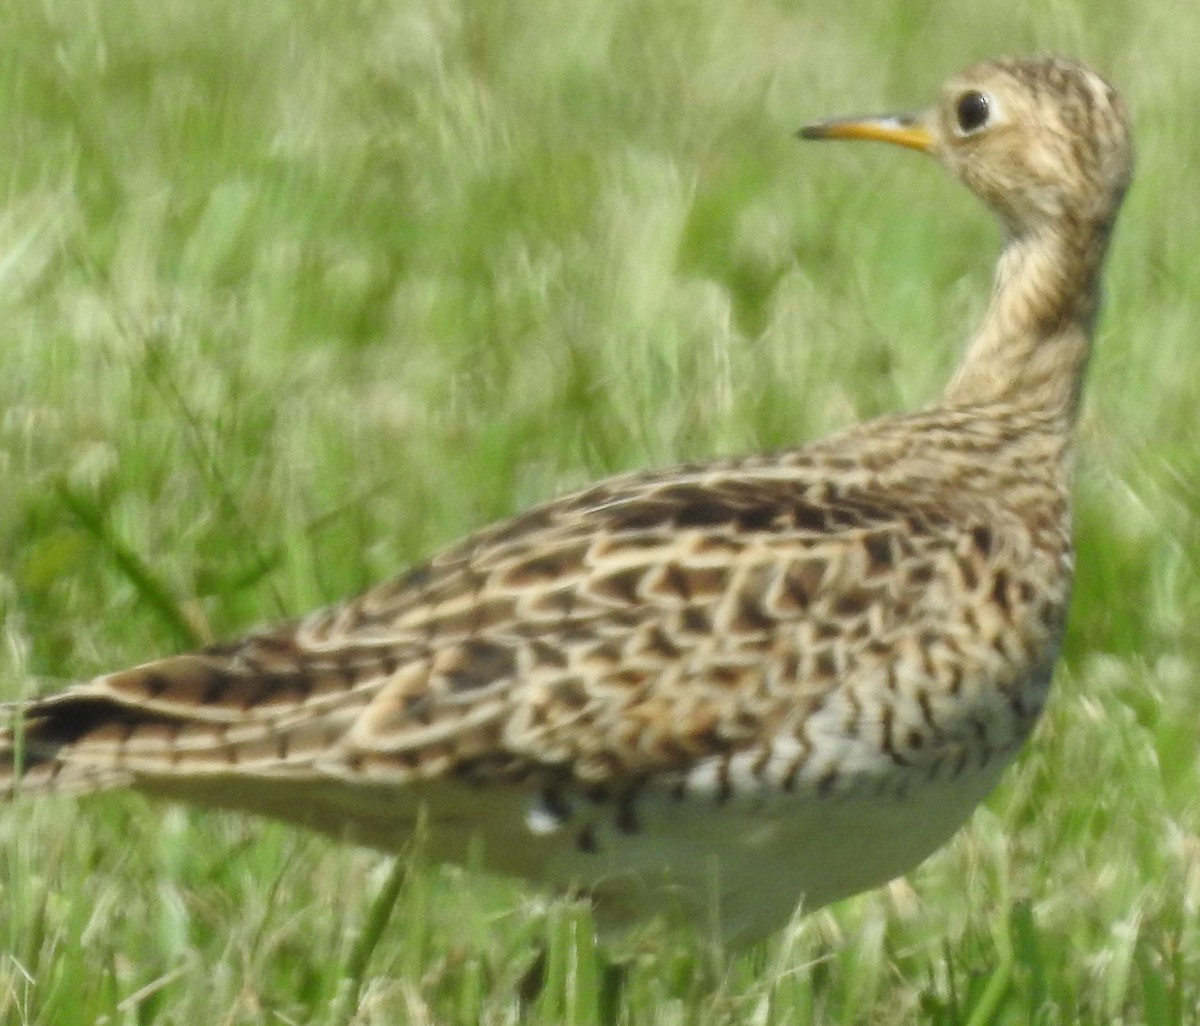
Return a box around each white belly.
[142,740,1015,944]
[532,758,1012,942]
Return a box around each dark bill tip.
[795,112,934,153]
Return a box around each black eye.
[955,90,990,133]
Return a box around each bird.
[1,55,1132,945]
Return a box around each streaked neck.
[941,219,1112,423]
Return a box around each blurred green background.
[1,1,1198,1023]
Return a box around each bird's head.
[800,56,1134,239]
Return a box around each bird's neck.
[941,218,1112,423]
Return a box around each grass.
[1,0,1199,1022]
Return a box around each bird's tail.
[1,641,512,853]
[1,647,372,800]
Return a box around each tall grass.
[2,0,1199,1022]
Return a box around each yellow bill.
[797,113,934,153]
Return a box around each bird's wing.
[1,449,1034,802]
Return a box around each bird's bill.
[797,113,934,153]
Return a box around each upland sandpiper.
[1,56,1132,942]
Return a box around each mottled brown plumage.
[1,56,1133,941]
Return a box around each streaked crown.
[931,56,1134,233]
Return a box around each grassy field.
[1,0,1199,1022]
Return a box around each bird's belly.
[522,756,1013,943]
[142,734,1014,945]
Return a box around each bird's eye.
[955,91,991,133]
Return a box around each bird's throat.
[941,220,1111,422]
